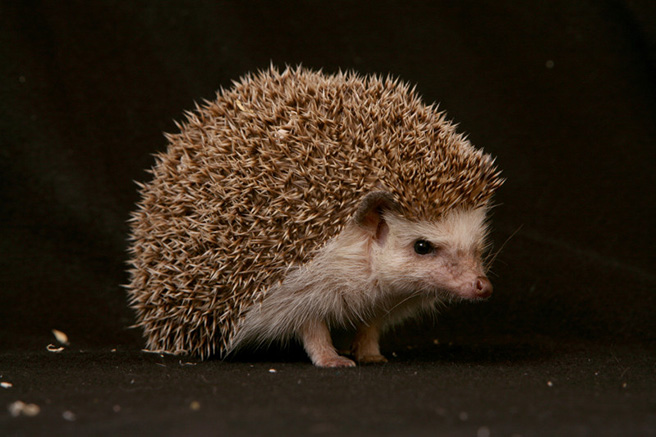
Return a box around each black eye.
[414,239,434,255]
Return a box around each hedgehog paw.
[356,354,388,364]
[315,356,357,368]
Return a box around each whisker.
[485,224,523,271]
[382,288,425,318]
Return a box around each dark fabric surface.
[2,341,656,436]
[1,1,655,435]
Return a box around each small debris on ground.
[47,344,64,353]
[8,401,40,417]
[1,382,12,388]
[477,426,491,437]
[52,329,69,345]
[190,401,201,411]
[62,410,76,421]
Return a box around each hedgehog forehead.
[385,207,489,252]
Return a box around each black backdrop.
[1,1,655,435]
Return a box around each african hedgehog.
[127,66,503,367]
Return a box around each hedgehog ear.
[354,191,399,241]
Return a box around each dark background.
[1,1,655,435]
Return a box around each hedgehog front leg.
[300,319,356,368]
[352,321,388,364]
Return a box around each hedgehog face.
[370,208,493,301]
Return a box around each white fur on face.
[372,207,490,300]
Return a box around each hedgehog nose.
[475,276,493,298]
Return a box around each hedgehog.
[126,66,504,367]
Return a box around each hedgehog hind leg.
[300,319,356,368]
[351,321,388,364]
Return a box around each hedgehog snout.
[474,275,493,299]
